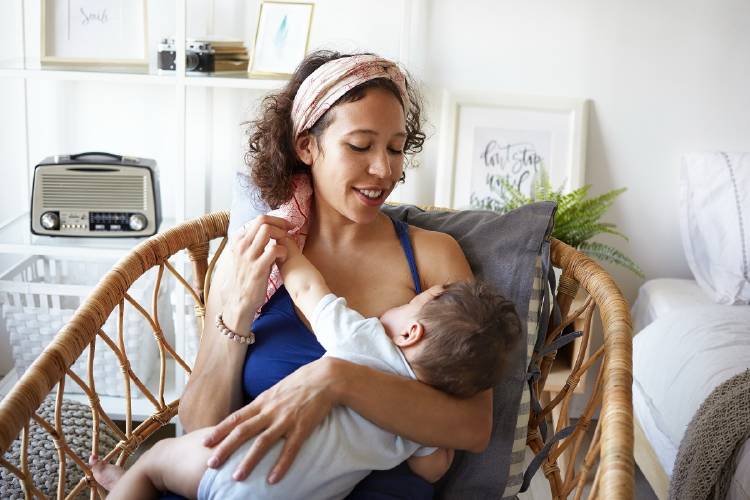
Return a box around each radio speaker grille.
[41,174,147,210]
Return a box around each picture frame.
[249,1,314,78]
[41,0,148,67]
[435,91,589,210]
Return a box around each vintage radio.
[30,152,161,237]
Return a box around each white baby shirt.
[197,294,436,500]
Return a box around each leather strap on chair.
[520,424,577,492]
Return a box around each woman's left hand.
[202,357,344,483]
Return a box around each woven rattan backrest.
[0,211,633,500]
[526,238,634,499]
[0,212,229,499]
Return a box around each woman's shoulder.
[408,225,460,254]
[408,225,473,286]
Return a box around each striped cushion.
[502,255,545,498]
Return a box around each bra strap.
[390,218,422,294]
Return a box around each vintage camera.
[157,38,215,72]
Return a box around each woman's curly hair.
[243,50,426,209]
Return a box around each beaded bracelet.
[215,313,255,345]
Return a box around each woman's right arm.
[178,216,291,431]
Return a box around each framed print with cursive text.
[41,0,148,68]
[434,91,589,210]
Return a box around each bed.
[631,278,750,500]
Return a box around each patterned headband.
[291,54,410,138]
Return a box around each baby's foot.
[89,454,125,491]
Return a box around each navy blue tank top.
[243,217,432,499]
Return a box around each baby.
[93,236,521,499]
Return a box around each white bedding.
[630,278,711,332]
[632,279,750,498]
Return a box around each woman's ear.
[396,321,425,347]
[294,133,316,166]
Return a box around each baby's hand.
[277,235,303,258]
[275,235,330,317]
[407,448,455,483]
[276,236,311,281]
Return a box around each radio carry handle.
[69,151,123,162]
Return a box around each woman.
[178,51,492,498]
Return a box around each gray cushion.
[382,203,555,499]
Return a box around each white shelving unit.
[0,0,422,421]
[0,213,178,260]
[0,0,292,422]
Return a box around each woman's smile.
[353,186,388,206]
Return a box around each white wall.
[398,0,750,305]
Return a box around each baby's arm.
[277,237,331,320]
[406,448,455,483]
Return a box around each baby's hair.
[411,280,522,398]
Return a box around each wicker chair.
[0,211,633,499]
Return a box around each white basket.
[0,256,174,398]
[170,268,202,368]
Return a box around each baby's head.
[380,280,522,398]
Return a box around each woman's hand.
[202,357,343,483]
[220,215,292,333]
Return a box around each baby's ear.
[398,321,425,347]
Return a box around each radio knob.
[40,212,60,230]
[128,214,148,231]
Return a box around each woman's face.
[301,87,407,224]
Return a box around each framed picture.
[435,91,589,210]
[249,1,314,77]
[41,0,148,67]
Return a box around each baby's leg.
[106,428,213,500]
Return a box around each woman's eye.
[388,147,404,155]
[348,144,370,152]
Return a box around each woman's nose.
[368,150,392,178]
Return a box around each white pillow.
[680,152,750,304]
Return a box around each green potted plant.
[493,170,643,277]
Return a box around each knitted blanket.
[669,368,750,500]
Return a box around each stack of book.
[208,39,249,72]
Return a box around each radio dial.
[129,214,148,231]
[40,212,60,230]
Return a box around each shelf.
[0,367,180,422]
[0,67,176,86]
[0,67,288,90]
[0,213,177,259]
[184,72,288,90]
